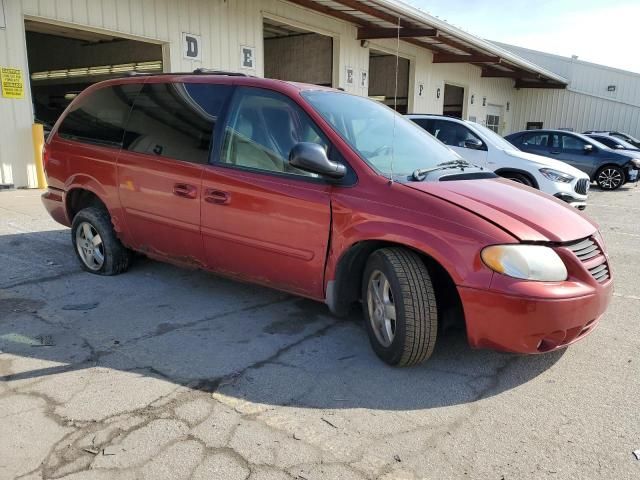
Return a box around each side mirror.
[463,138,484,150]
[289,143,346,179]
[584,144,594,153]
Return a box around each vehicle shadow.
[0,229,565,411]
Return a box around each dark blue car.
[505,129,640,190]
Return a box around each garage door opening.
[263,18,333,86]
[25,20,164,132]
[443,84,465,119]
[368,49,410,114]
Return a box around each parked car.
[41,73,612,366]
[407,115,590,209]
[583,130,640,149]
[585,133,640,152]
[506,129,640,190]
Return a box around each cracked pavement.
[1,188,639,480]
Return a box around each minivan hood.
[502,149,589,179]
[406,178,597,242]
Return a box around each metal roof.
[287,0,568,88]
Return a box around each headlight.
[631,159,640,169]
[481,245,568,281]
[539,168,574,183]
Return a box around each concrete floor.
[0,186,639,480]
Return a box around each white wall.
[497,42,640,137]
[1,0,521,188]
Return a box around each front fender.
[325,186,519,299]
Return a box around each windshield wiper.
[411,160,472,181]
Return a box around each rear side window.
[123,82,231,164]
[57,84,141,148]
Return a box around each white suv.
[407,115,590,210]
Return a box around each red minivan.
[41,72,613,366]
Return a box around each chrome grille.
[574,178,589,195]
[566,237,610,283]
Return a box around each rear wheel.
[502,172,534,187]
[362,248,437,367]
[596,165,624,190]
[71,207,131,275]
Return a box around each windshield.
[302,91,461,177]
[571,132,612,150]
[469,121,517,151]
[613,132,640,144]
[612,138,638,149]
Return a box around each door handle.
[550,150,561,154]
[173,183,198,199]
[204,188,230,205]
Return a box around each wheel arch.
[494,168,539,189]
[326,240,465,332]
[593,163,626,182]
[65,187,108,222]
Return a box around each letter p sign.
[182,32,202,61]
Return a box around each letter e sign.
[183,32,202,61]
[240,46,255,70]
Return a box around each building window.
[486,114,500,133]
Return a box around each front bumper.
[459,281,612,353]
[459,236,613,354]
[541,176,588,210]
[554,192,587,210]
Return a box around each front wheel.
[71,207,131,275]
[362,248,438,367]
[596,166,624,190]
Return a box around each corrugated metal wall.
[1,0,517,188]
[499,43,640,137]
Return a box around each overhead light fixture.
[30,60,163,80]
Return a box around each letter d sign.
[182,32,202,61]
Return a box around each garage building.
[0,0,566,189]
[496,42,640,138]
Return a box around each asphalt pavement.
[1,185,639,479]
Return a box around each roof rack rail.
[192,68,253,77]
[125,69,254,77]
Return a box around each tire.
[71,207,131,275]
[596,165,624,190]
[502,172,534,187]
[362,248,437,367]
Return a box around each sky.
[404,0,640,74]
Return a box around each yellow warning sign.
[1,67,25,99]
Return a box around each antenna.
[389,15,401,184]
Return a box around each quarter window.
[57,84,141,147]
[221,87,328,176]
[123,82,231,164]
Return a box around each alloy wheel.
[598,168,623,189]
[367,270,397,347]
[75,221,105,271]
